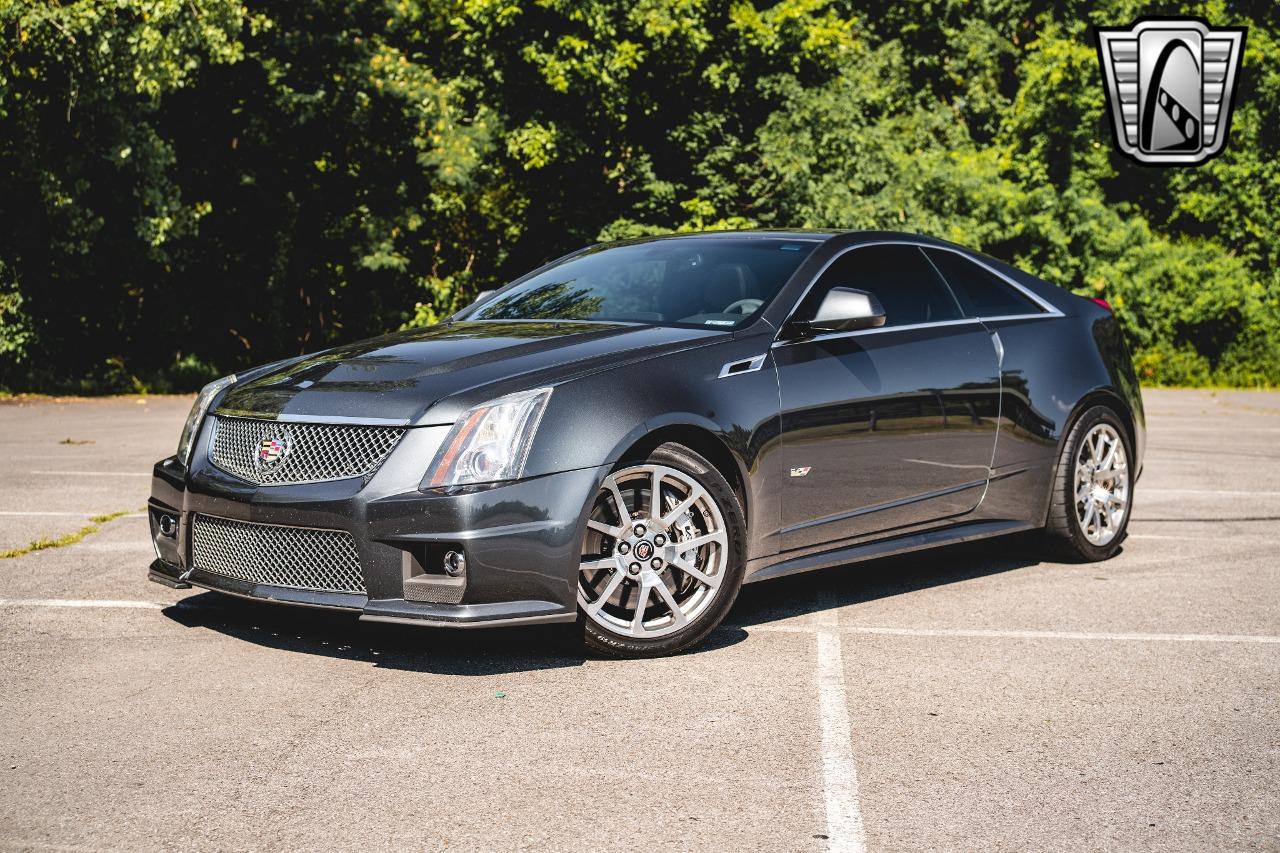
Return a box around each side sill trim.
[779,479,988,535]
[745,519,1034,585]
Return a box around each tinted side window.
[925,249,1041,318]
[808,245,961,328]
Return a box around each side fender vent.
[717,353,767,379]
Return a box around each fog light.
[159,514,178,537]
[442,550,466,577]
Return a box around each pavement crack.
[0,506,144,560]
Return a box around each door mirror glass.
[803,287,886,333]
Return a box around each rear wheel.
[1045,405,1133,561]
[577,443,745,658]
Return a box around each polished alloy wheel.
[1073,423,1129,546]
[578,464,729,639]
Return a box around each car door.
[774,243,1001,552]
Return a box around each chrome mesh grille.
[210,416,404,486]
[189,515,366,594]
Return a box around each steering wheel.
[722,298,763,315]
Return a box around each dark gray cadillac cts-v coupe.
[149,230,1144,657]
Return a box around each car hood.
[216,321,725,425]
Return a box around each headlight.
[424,387,552,488]
[177,374,236,466]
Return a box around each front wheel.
[577,443,746,658]
[1044,405,1134,561]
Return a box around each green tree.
[1,0,1276,391]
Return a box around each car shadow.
[162,533,1054,675]
[726,533,1050,631]
[163,594,596,676]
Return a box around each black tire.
[1044,404,1134,561]
[578,442,746,658]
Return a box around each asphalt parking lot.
[1,390,1277,851]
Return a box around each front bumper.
[148,423,605,628]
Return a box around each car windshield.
[462,237,819,329]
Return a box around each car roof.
[601,229,842,245]
[616,230,1039,269]
[605,229,976,246]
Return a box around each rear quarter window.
[925,249,1042,318]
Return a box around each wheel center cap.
[634,541,654,560]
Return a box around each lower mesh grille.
[403,574,466,605]
[189,515,366,595]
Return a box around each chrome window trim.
[771,318,984,349]
[972,312,1060,323]
[776,239,1064,344]
[919,244,1064,319]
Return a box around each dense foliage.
[1,0,1277,392]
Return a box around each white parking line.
[845,626,1280,644]
[27,471,150,477]
[1152,426,1280,433]
[79,542,151,552]
[0,511,96,517]
[1142,458,1237,465]
[0,511,147,518]
[1127,533,1280,542]
[753,623,1280,644]
[0,598,164,609]
[1141,489,1280,497]
[813,601,868,853]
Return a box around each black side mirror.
[791,287,886,336]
